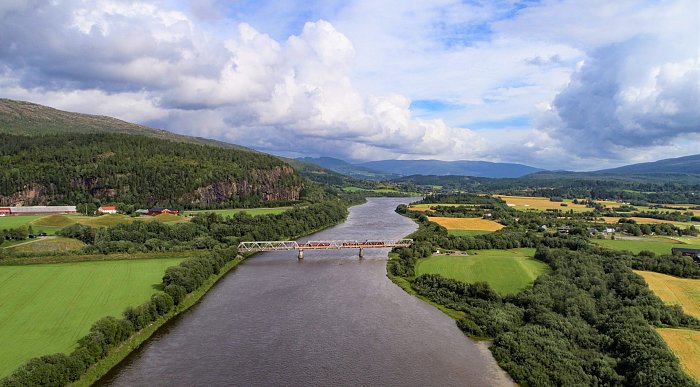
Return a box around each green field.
[8,237,86,253]
[0,258,184,376]
[447,229,492,236]
[415,248,548,295]
[592,237,700,255]
[183,207,292,217]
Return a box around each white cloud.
[0,0,698,169]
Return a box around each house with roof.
[98,206,118,214]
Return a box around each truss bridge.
[238,239,413,259]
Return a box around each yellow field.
[428,216,504,231]
[635,271,700,320]
[497,195,590,211]
[657,328,700,382]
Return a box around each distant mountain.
[296,157,400,180]
[595,154,700,175]
[359,159,545,178]
[0,99,251,151]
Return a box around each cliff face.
[0,184,48,206]
[182,166,303,206]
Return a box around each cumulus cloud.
[0,0,698,169]
[541,37,700,159]
[0,1,486,161]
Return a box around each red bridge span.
[238,239,413,259]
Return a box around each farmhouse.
[1,206,77,215]
[146,207,179,216]
[98,206,118,214]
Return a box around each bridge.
[238,239,413,259]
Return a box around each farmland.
[428,216,504,231]
[497,195,591,212]
[8,237,85,253]
[600,216,699,229]
[415,248,548,295]
[657,328,700,382]
[635,271,700,382]
[635,270,700,320]
[0,257,184,377]
[593,237,700,256]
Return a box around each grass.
[0,258,185,377]
[428,216,504,231]
[415,248,548,295]
[8,237,85,253]
[447,230,492,236]
[0,215,47,230]
[31,214,76,227]
[183,207,292,217]
[657,328,700,382]
[593,237,700,256]
[635,270,700,320]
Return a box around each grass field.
[635,270,700,320]
[657,328,700,382]
[0,258,184,377]
[415,248,547,295]
[593,237,700,256]
[428,216,504,231]
[8,237,85,253]
[183,207,293,217]
[447,230,492,236]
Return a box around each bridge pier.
[298,249,304,260]
[359,247,364,259]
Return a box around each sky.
[0,0,698,170]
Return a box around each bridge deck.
[238,239,412,252]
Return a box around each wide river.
[99,197,512,386]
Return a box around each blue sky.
[0,0,697,170]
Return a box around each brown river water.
[98,197,512,386]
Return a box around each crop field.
[428,216,504,231]
[635,270,700,320]
[183,207,293,217]
[0,257,184,377]
[415,248,547,295]
[600,216,699,229]
[8,237,85,253]
[657,328,700,382]
[497,195,591,212]
[593,237,700,256]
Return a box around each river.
[99,197,512,386]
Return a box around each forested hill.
[0,133,305,208]
[0,99,251,151]
[595,153,700,174]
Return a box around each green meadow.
[446,229,492,237]
[415,248,548,295]
[0,258,184,377]
[592,237,700,256]
[183,207,293,217]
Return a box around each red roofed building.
[0,207,10,215]
[98,206,118,214]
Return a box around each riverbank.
[73,254,246,386]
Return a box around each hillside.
[596,154,700,175]
[0,133,304,208]
[0,99,251,151]
[359,159,545,178]
[296,157,399,180]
